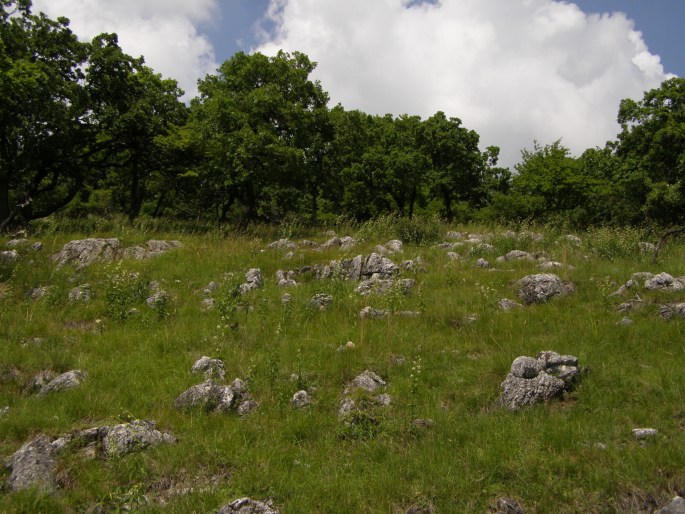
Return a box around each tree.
[615,77,685,224]
[0,0,90,229]
[189,51,330,227]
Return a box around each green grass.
[1,222,685,512]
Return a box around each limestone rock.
[174,380,235,413]
[0,250,19,265]
[31,242,44,251]
[267,238,298,250]
[291,390,312,408]
[68,284,92,302]
[237,399,259,416]
[656,496,685,514]
[310,293,333,311]
[276,270,297,287]
[499,351,580,411]
[38,370,86,396]
[102,420,176,457]
[356,276,414,296]
[359,306,390,319]
[447,252,461,261]
[191,356,226,380]
[565,234,582,245]
[53,238,121,269]
[7,238,29,248]
[498,298,522,311]
[346,370,386,394]
[496,250,533,263]
[239,268,263,294]
[6,435,56,491]
[385,239,404,252]
[361,252,398,278]
[632,428,658,440]
[217,497,279,514]
[496,496,525,514]
[645,272,685,291]
[514,273,574,305]
[476,258,490,268]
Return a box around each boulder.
[514,273,574,305]
[359,306,390,319]
[476,258,490,268]
[361,252,398,278]
[267,238,298,250]
[38,370,86,396]
[496,250,533,263]
[0,250,19,265]
[565,234,582,245]
[239,268,263,294]
[447,252,461,261]
[276,270,297,287]
[645,272,685,291]
[6,238,29,248]
[498,298,522,311]
[385,239,404,252]
[356,276,415,297]
[632,428,658,440]
[217,497,279,514]
[237,399,259,416]
[174,380,235,413]
[31,242,44,251]
[101,420,176,457]
[291,390,312,408]
[496,497,525,514]
[345,370,386,394]
[6,435,57,491]
[499,351,581,411]
[52,238,121,269]
[191,356,226,380]
[656,496,685,514]
[310,293,333,311]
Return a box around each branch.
[653,227,685,263]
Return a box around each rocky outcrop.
[217,497,279,514]
[6,435,57,491]
[514,274,574,305]
[498,351,581,411]
[53,238,122,269]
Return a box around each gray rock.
[499,351,580,411]
[514,273,574,305]
[632,428,658,440]
[359,306,390,319]
[565,234,582,245]
[38,370,86,396]
[338,397,357,416]
[346,370,386,394]
[385,239,403,252]
[321,236,342,249]
[146,290,169,309]
[645,272,685,291]
[239,268,263,294]
[29,285,51,300]
[375,393,392,406]
[31,242,44,251]
[638,242,656,254]
[27,370,58,393]
[476,258,490,268]
[174,380,235,413]
[361,252,398,278]
[217,497,279,514]
[310,293,333,311]
[401,257,426,272]
[656,496,685,514]
[201,298,215,310]
[340,236,358,250]
[191,356,226,380]
[267,238,298,250]
[611,278,638,296]
[52,238,122,269]
[144,240,182,257]
[102,420,176,457]
[68,284,92,302]
[497,496,525,514]
[617,299,644,313]
[496,250,533,263]
[0,406,9,416]
[447,252,461,261]
[7,435,57,491]
[470,243,495,254]
[631,272,655,282]
[0,250,19,265]
[356,276,415,297]
[281,293,292,304]
[276,269,297,287]
[230,378,248,395]
[291,390,312,408]
[538,261,570,271]
[7,238,29,248]
[237,399,259,416]
[373,244,390,255]
[498,298,522,311]
[445,231,463,240]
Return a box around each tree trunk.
[128,165,144,222]
[310,187,318,226]
[442,188,453,222]
[152,191,167,217]
[0,173,11,231]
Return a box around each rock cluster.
[239,268,263,294]
[499,351,581,411]
[53,238,182,269]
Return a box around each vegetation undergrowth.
[1,219,685,513]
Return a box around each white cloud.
[256,0,674,167]
[31,0,219,100]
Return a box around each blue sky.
[31,0,682,166]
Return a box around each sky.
[30,0,684,168]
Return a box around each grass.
[1,221,685,512]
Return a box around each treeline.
[1,1,684,231]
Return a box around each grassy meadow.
[1,217,685,513]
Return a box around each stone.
[656,496,685,514]
[267,238,298,250]
[385,239,403,252]
[239,268,263,294]
[0,406,9,416]
[321,236,342,249]
[276,269,297,287]
[201,298,215,310]
[476,258,490,268]
[29,285,51,300]
[230,378,248,395]
[38,370,86,396]
[538,261,570,271]
[611,279,638,296]
[281,293,292,304]
[68,284,92,302]
[346,370,386,394]
[191,356,226,380]
[7,435,57,491]
[359,306,390,319]
[445,231,463,240]
[174,380,235,413]
[356,276,415,296]
[7,238,29,248]
[31,242,44,251]
[146,290,169,309]
[144,240,182,257]
[514,273,574,305]
[498,298,522,311]
[632,428,658,440]
[27,370,58,393]
[645,272,685,291]
[237,399,259,416]
[310,293,333,310]
[447,252,461,261]
[617,299,644,313]
[217,497,279,514]
[401,257,426,272]
[340,236,358,250]
[470,243,495,254]
[496,497,525,514]
[361,252,398,278]
[375,393,392,406]
[499,351,581,411]
[0,250,19,265]
[496,250,533,263]
[52,238,122,269]
[291,390,312,408]
[638,242,656,254]
[565,234,582,245]
[631,271,654,282]
[102,420,176,458]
